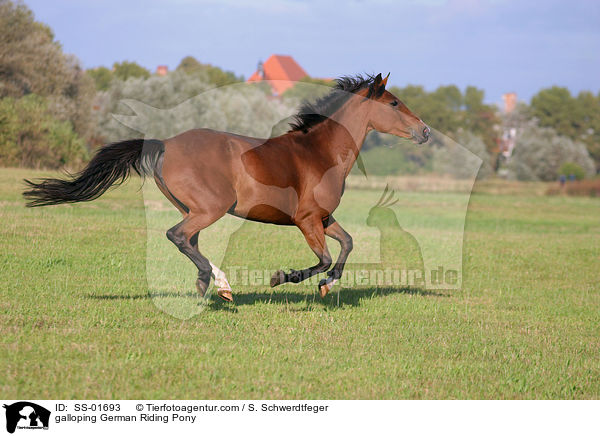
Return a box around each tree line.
[0,0,598,181]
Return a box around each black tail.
[23,138,164,207]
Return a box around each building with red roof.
[247,54,308,96]
[156,65,168,76]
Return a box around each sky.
[25,0,600,105]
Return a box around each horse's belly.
[230,178,299,225]
[229,203,294,225]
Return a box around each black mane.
[288,74,376,133]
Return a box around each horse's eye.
[391,100,398,107]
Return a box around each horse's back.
[159,128,251,213]
[157,128,322,222]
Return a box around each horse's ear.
[368,73,386,99]
[382,72,390,87]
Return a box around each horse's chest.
[312,176,345,213]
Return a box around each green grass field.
[1,167,599,399]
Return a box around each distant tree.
[0,0,95,140]
[506,122,595,181]
[531,86,600,172]
[576,91,600,170]
[463,86,485,113]
[388,83,499,156]
[176,56,242,87]
[112,61,150,81]
[531,87,578,137]
[177,56,202,73]
[87,66,113,91]
[433,85,462,111]
[462,86,500,153]
[94,72,293,142]
[0,94,88,168]
[0,0,58,97]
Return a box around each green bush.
[112,61,150,81]
[176,56,243,87]
[531,87,600,171]
[0,94,88,168]
[506,122,595,181]
[94,73,295,142]
[87,66,113,91]
[0,0,95,141]
[558,162,585,180]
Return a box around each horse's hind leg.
[319,218,353,297]
[166,211,233,302]
[270,215,332,294]
[190,232,233,301]
[166,218,211,295]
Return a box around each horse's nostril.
[423,127,430,138]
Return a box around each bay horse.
[23,73,429,302]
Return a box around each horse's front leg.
[270,215,332,290]
[319,218,353,297]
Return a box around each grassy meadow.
[1,167,599,399]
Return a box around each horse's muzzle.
[412,126,430,144]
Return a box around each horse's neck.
[309,101,371,176]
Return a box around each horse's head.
[365,73,430,144]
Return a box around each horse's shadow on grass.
[206,286,447,312]
[87,286,447,313]
[87,292,199,300]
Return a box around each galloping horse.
[23,73,429,302]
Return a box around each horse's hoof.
[270,270,285,287]
[318,278,337,298]
[318,279,331,298]
[217,289,234,303]
[196,278,209,297]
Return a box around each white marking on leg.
[321,278,338,295]
[327,278,339,293]
[209,261,231,291]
